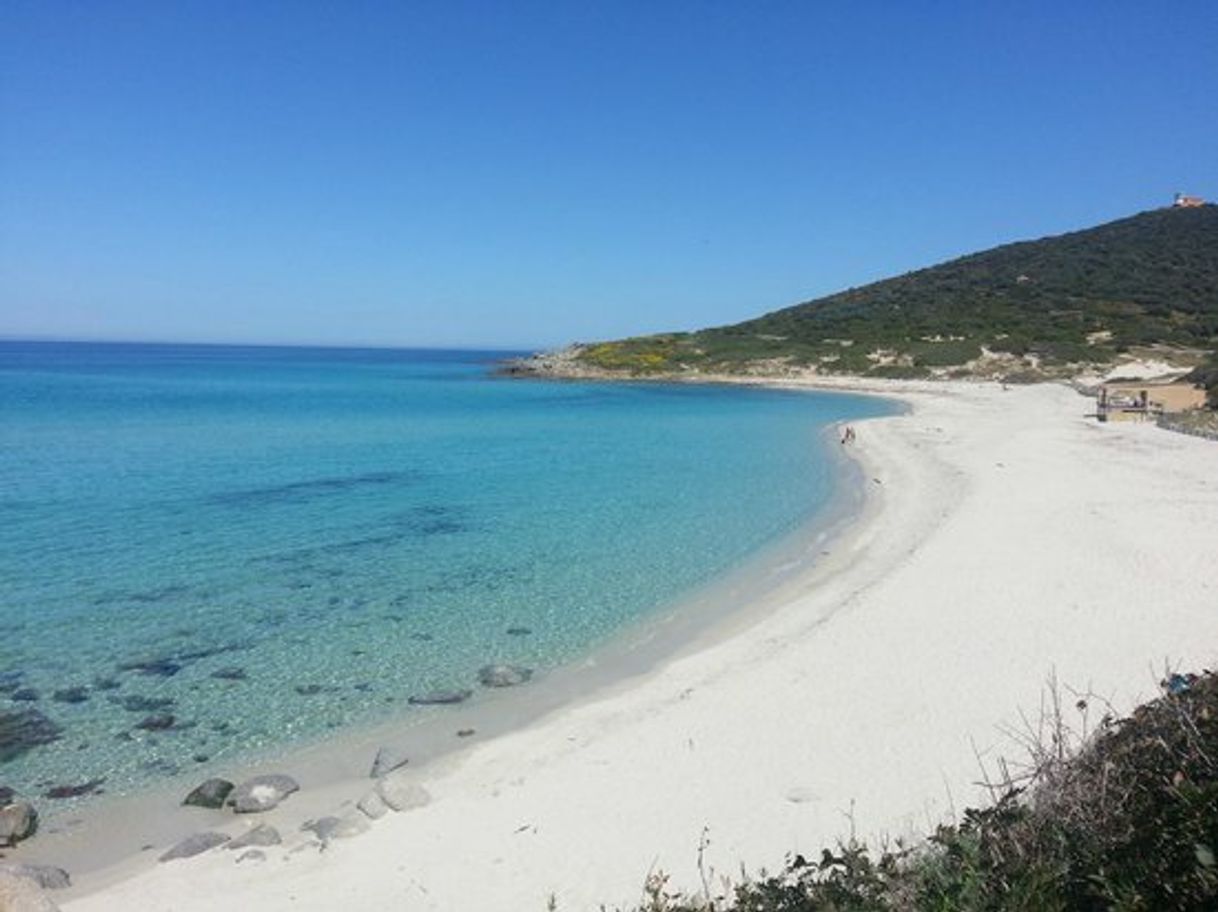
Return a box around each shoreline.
[12,385,893,896]
[26,378,1218,911]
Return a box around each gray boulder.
[407,689,471,706]
[228,774,300,813]
[477,663,533,688]
[182,778,234,809]
[377,774,432,813]
[0,873,61,912]
[158,831,230,862]
[369,746,409,778]
[225,824,281,850]
[0,709,62,763]
[0,801,37,847]
[0,864,70,890]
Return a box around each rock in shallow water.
[50,688,88,705]
[407,689,471,706]
[0,863,70,890]
[113,695,174,713]
[182,778,234,809]
[0,786,14,804]
[10,689,39,703]
[0,802,38,847]
[228,774,300,813]
[477,663,533,688]
[44,779,104,800]
[0,709,62,763]
[135,713,175,731]
[159,831,230,862]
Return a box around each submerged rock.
[0,863,70,890]
[209,667,247,681]
[0,709,62,763]
[44,779,104,800]
[294,684,324,696]
[0,801,38,846]
[159,831,230,862]
[229,774,300,813]
[135,713,175,731]
[50,688,88,705]
[10,689,39,703]
[477,664,533,688]
[407,689,471,706]
[117,657,182,678]
[91,677,121,691]
[369,746,409,778]
[0,786,14,804]
[505,626,532,636]
[182,778,234,809]
[225,824,280,850]
[112,695,174,713]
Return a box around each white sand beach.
[48,380,1218,911]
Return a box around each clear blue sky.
[2,1,1215,349]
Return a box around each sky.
[1,1,1215,350]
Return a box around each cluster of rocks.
[407,661,533,706]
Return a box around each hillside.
[527,205,1218,382]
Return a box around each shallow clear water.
[0,341,891,801]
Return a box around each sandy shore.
[44,380,1218,911]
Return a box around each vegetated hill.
[568,205,1218,381]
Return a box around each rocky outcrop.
[228,774,300,813]
[356,790,388,820]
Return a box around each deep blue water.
[0,341,891,800]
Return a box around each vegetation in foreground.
[611,669,1218,912]
[567,205,1218,382]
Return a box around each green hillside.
[573,205,1218,380]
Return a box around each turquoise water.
[0,342,891,802]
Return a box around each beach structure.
[1173,192,1205,208]
[1097,379,1207,422]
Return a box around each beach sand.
[47,380,1218,911]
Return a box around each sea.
[0,341,892,806]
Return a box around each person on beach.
[841,426,856,445]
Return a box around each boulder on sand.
[0,863,70,890]
[0,873,61,912]
[228,774,300,813]
[0,801,38,847]
[377,773,432,813]
[158,831,230,862]
[182,778,235,809]
[301,814,368,843]
[225,824,281,850]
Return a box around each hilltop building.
[1173,192,1205,208]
